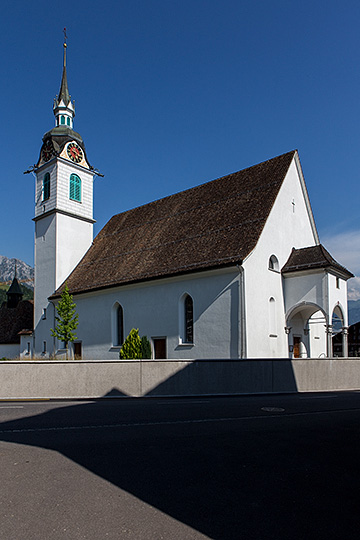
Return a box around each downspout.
[237,265,246,359]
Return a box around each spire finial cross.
[63,27,67,67]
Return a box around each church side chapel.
[0,270,33,359]
[26,37,353,361]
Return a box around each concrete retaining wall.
[0,358,360,399]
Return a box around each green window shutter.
[70,174,81,202]
[43,173,50,201]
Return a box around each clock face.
[67,142,83,163]
[42,140,55,162]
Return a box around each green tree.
[140,335,152,359]
[51,284,79,360]
[119,329,142,359]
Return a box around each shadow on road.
[0,391,360,539]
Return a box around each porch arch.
[332,302,348,357]
[286,302,329,358]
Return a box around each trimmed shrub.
[141,336,152,359]
[120,329,142,359]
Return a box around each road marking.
[299,395,338,399]
[0,406,24,409]
[261,407,285,412]
[0,407,359,435]
[156,400,210,405]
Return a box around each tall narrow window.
[67,117,71,126]
[112,303,124,347]
[43,172,50,201]
[70,174,81,202]
[117,305,124,346]
[269,297,277,336]
[184,294,194,343]
[61,115,65,125]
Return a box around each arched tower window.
[67,117,71,126]
[112,303,124,347]
[61,115,65,125]
[269,255,279,271]
[70,174,81,202]
[184,294,194,343]
[43,172,50,201]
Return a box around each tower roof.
[54,35,73,109]
[7,276,23,297]
[53,31,75,131]
[57,62,71,107]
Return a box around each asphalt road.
[0,392,359,539]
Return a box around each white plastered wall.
[243,155,318,358]
[59,268,242,360]
[33,157,94,357]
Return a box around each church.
[20,39,353,361]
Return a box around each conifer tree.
[119,328,142,359]
[140,335,152,359]
[51,284,79,360]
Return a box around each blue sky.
[1,0,360,297]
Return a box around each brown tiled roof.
[54,150,296,297]
[282,245,353,278]
[0,300,34,344]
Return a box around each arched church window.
[269,255,279,271]
[70,174,81,202]
[112,303,124,347]
[116,304,124,346]
[184,294,194,343]
[61,115,65,125]
[67,117,70,126]
[43,172,50,201]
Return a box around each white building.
[28,40,353,360]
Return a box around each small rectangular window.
[336,277,340,289]
[27,342,31,355]
[42,308,47,320]
[43,341,47,354]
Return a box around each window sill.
[177,342,195,348]
[110,346,122,351]
[268,268,280,274]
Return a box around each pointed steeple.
[7,263,23,309]
[58,41,71,106]
[53,29,75,129]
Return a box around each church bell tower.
[32,33,96,356]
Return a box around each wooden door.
[74,342,82,360]
[293,337,301,359]
[153,338,166,359]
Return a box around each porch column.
[326,324,333,358]
[342,327,349,358]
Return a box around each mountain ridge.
[0,255,34,289]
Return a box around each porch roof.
[282,245,353,279]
